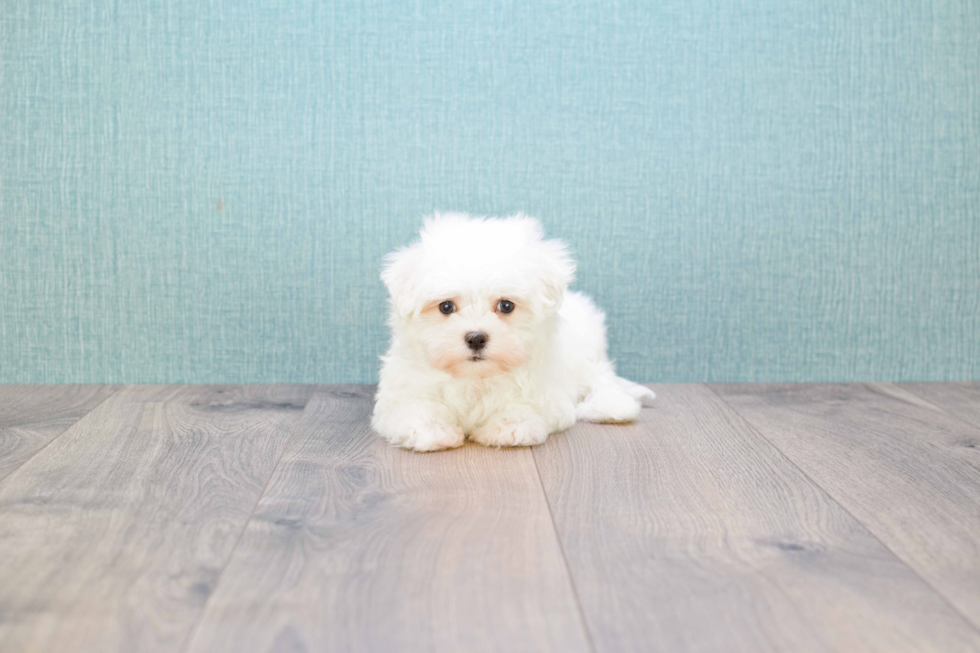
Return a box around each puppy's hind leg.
[616,376,656,404]
[575,373,653,424]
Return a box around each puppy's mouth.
[468,355,485,362]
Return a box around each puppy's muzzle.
[465,331,488,352]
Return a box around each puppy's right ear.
[537,238,576,313]
[380,245,423,318]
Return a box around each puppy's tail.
[576,373,655,424]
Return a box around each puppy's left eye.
[497,299,515,314]
[439,300,456,315]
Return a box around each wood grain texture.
[186,385,590,653]
[0,384,312,653]
[534,384,980,653]
[713,382,980,631]
[902,382,980,429]
[0,385,119,482]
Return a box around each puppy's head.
[381,213,575,379]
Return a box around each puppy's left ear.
[380,245,423,318]
[538,239,576,313]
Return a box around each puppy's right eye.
[439,300,456,315]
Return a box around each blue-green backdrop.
[2,1,978,383]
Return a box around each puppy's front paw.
[471,413,550,448]
[394,418,465,452]
[375,412,464,452]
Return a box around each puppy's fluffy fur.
[372,213,654,451]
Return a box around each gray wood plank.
[0,384,119,482]
[535,384,980,653]
[902,382,980,430]
[0,384,313,653]
[713,382,980,632]
[186,385,591,653]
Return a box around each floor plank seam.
[893,384,980,432]
[706,383,980,637]
[530,447,598,653]
[177,385,318,653]
[0,384,123,490]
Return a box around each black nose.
[465,331,488,351]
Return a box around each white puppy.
[372,212,654,451]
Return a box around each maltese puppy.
[372,212,654,451]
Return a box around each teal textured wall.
[2,1,978,384]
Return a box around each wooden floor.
[1,384,979,652]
